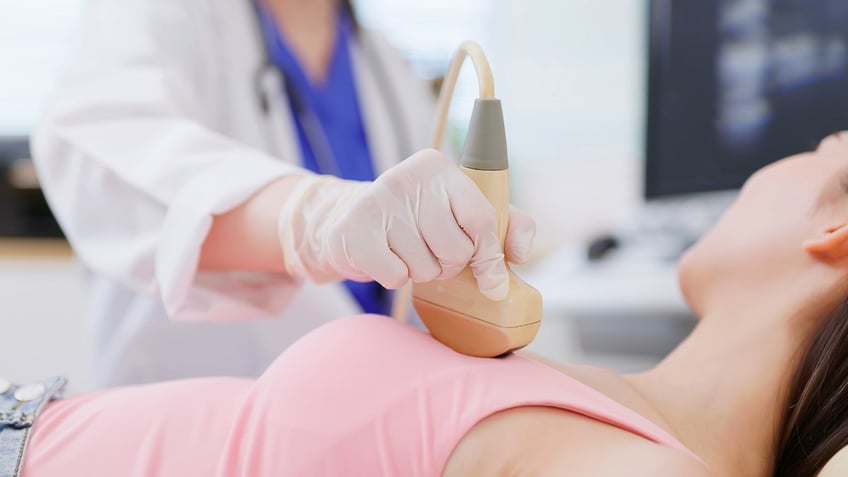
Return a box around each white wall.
[0,0,82,135]
[490,0,647,164]
[487,0,648,253]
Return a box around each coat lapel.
[349,32,405,176]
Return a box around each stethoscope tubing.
[251,2,414,176]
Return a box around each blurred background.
[2,0,847,391]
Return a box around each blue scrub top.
[256,4,391,315]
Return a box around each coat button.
[0,378,9,394]
[14,384,45,402]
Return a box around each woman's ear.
[803,224,848,260]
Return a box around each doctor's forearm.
[198,175,306,273]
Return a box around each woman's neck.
[264,0,339,83]
[625,315,804,476]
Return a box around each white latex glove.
[277,149,536,300]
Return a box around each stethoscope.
[251,3,414,178]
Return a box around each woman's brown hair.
[774,297,848,475]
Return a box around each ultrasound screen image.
[645,0,848,198]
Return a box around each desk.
[0,238,71,257]
[0,239,90,392]
[519,243,697,372]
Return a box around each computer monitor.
[644,0,848,199]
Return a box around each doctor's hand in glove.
[200,149,535,300]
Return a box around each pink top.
[24,315,698,476]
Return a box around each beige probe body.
[391,42,543,358]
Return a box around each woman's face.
[678,133,848,316]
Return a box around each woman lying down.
[9,132,848,476]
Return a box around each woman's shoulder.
[518,351,679,440]
[444,406,710,477]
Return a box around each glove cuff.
[277,175,362,283]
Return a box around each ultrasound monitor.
[645,0,848,199]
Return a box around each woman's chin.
[676,250,704,318]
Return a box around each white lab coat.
[31,0,436,387]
